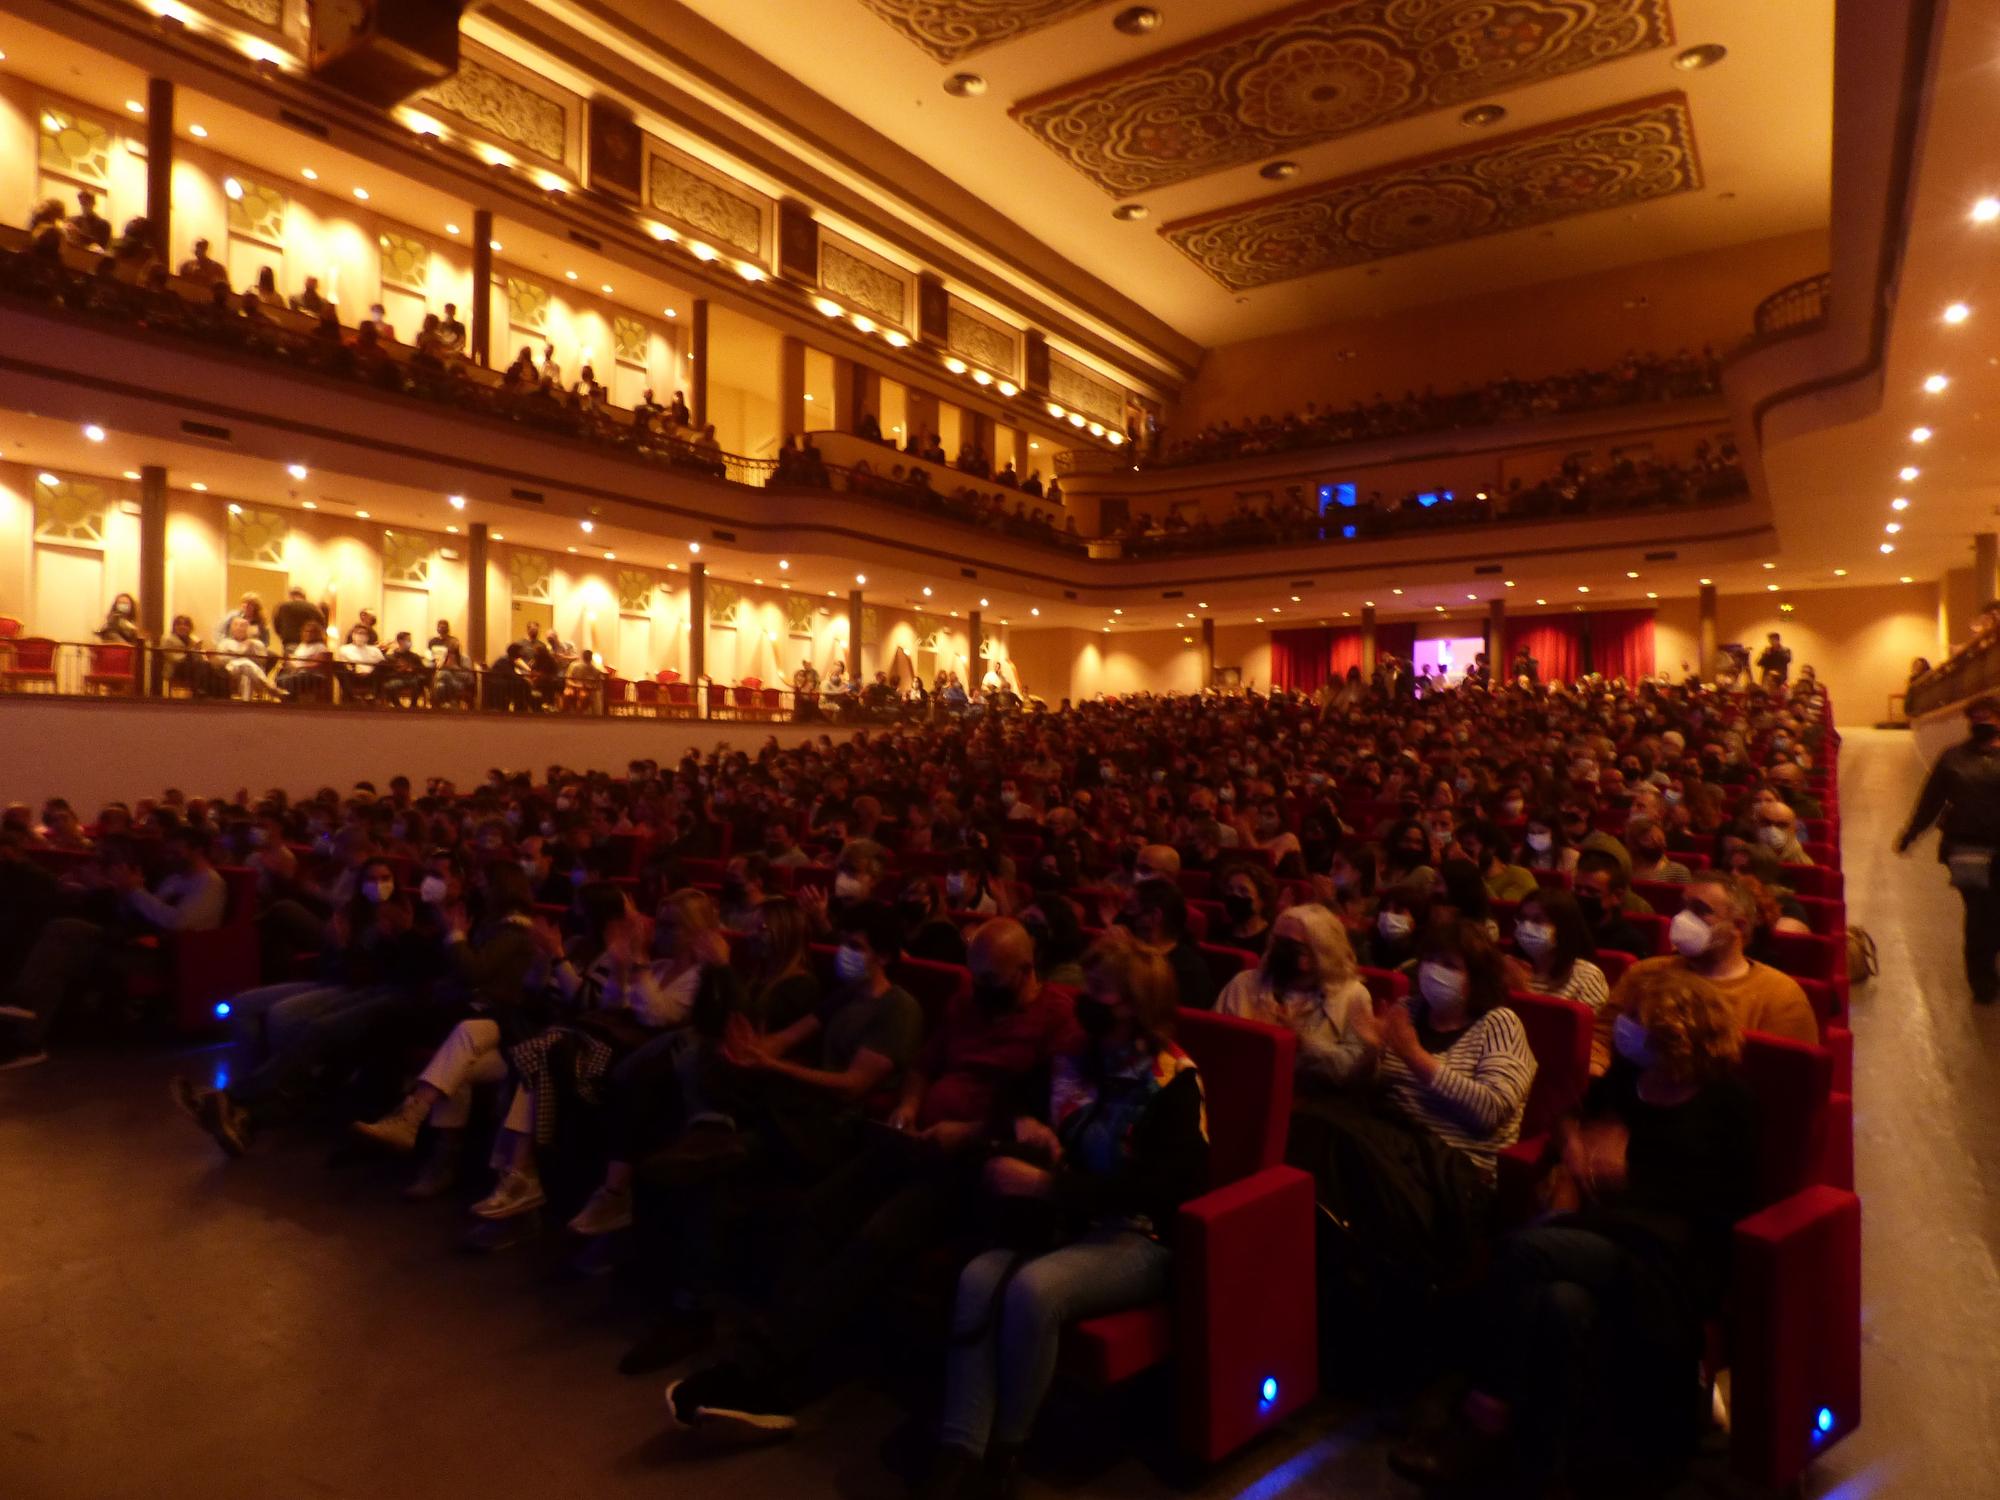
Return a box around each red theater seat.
[1062,1010,1316,1462]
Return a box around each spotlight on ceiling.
[942,73,987,98]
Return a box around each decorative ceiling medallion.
[1013,0,1676,196]
[858,0,1114,63]
[1161,93,1700,291]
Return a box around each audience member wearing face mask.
[1216,903,1372,1088]
[1395,965,1757,1493]
[1589,874,1818,1073]
[1504,887,1610,1012]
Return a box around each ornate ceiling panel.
[859,0,1113,63]
[1162,92,1699,290]
[1012,0,1676,196]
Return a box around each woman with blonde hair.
[1395,964,1757,1493]
[1216,902,1371,1087]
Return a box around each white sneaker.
[350,1101,424,1153]
[566,1183,634,1236]
[471,1170,546,1219]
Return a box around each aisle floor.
[1,728,1994,1500]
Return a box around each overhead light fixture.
[972,370,993,386]
[122,469,140,480]
[301,167,318,181]
[1699,577,1712,585]
[355,509,369,519]
[190,481,208,492]
[1259,160,1299,181]
[665,308,677,318]
[1967,197,1995,223]
[125,99,145,114]
[1048,403,1065,419]
[580,520,594,533]
[942,72,988,97]
[1900,465,1921,481]
[690,242,718,262]
[885,330,910,347]
[1885,522,1902,534]
[688,542,701,554]
[352,187,369,201]
[1880,542,1896,553]
[979,598,989,607]
[1911,427,1933,443]
[922,586,932,596]
[82,424,106,443]
[1674,43,1727,69]
[601,283,614,295]
[649,223,676,242]
[778,559,789,570]
[565,270,578,281]
[1461,104,1507,127]
[444,223,460,236]
[1901,575,1915,583]
[567,545,578,554]
[998,380,1019,397]
[1577,585,1590,594]
[223,177,244,201]
[1626,570,1639,579]
[287,463,308,479]
[189,123,208,139]
[1892,497,1909,510]
[1924,373,1949,393]
[736,263,764,282]
[448,494,465,510]
[944,357,968,375]
[1536,598,1548,605]
[855,573,867,585]
[446,524,458,534]
[227,503,241,515]
[302,500,317,510]
[1762,561,1776,570]
[1646,591,1659,599]
[1833,568,1848,577]
[1943,303,1971,324]
[1030,607,1040,616]
[813,298,843,318]
[490,240,502,252]
[1112,203,1149,221]
[1392,587,1404,595]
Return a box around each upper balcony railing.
[1905,630,2000,718]
[1,230,1751,567]
[1750,273,1832,340]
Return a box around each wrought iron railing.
[1905,634,2000,718]
[1752,273,1831,337]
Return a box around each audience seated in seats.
[1393,962,1757,1494]
[1591,873,1819,1073]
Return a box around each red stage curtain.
[1587,609,1656,682]
[1510,615,1583,684]
[1270,627,1364,691]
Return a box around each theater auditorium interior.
[3,1,1999,1497]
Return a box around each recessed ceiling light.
[1466,593,1477,601]
[1461,103,1507,127]
[979,598,989,607]
[942,72,987,97]
[226,503,241,515]
[352,187,369,201]
[82,424,105,442]
[1924,373,1949,393]
[302,500,317,510]
[444,222,459,235]
[736,264,764,282]
[301,167,318,181]
[1762,562,1776,570]
[445,524,458,534]
[1699,577,1712,585]
[565,270,577,281]
[355,509,369,519]
[688,542,701,554]
[1834,568,1848,577]
[1901,575,1915,583]
[1626,570,1639,579]
[1392,587,1403,595]
[1260,159,1299,181]
[448,494,465,510]
[1943,303,1971,324]
[1767,583,1781,592]
[1892,497,1909,510]
[190,481,207,492]
[1911,427,1933,442]
[604,551,616,560]
[490,240,502,252]
[122,469,140,480]
[1113,5,1162,34]
[855,573,867,585]
[568,545,578,554]
[1674,43,1727,69]
[125,99,144,114]
[580,520,593,533]
[1880,542,1896,553]
[1900,465,1921,481]
[1974,198,2000,224]
[1112,203,1149,221]
[922,586,933,596]
[189,123,208,138]
[287,463,308,479]
[1885,522,1902,534]
[944,357,968,375]
[1646,591,1659,599]
[1535,598,1547,605]
[665,308,677,318]
[1503,581,1515,588]
[778,559,789,570]
[1577,585,1590,593]
[1030,607,1041,616]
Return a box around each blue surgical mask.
[1612,1013,1658,1069]
[833,945,869,983]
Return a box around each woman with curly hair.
[1395,963,1758,1493]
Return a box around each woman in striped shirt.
[1504,888,1611,1012]
[1354,918,1537,1182]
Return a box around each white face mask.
[1416,961,1469,1020]
[833,945,870,983]
[1515,920,1555,959]
[1757,824,1789,849]
[1612,1013,1659,1069]
[1526,831,1553,853]
[1378,910,1414,942]
[1669,908,1716,960]
[419,875,448,905]
[833,872,865,901]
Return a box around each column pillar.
[778,335,806,441]
[1976,531,1999,609]
[690,299,710,429]
[1201,617,1215,691]
[144,77,174,262]
[470,208,494,367]
[1361,604,1378,675]
[689,562,708,700]
[848,588,864,681]
[1698,582,1719,678]
[139,464,167,694]
[967,610,982,693]
[1487,597,1506,673]
[466,522,489,664]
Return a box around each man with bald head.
[651,918,1080,1419]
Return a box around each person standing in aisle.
[1898,695,2000,1004]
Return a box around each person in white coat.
[1215,902,1372,1088]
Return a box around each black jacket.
[1901,735,2000,857]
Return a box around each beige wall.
[1008,622,1271,702]
[1177,231,1827,432]
[1653,580,1940,721]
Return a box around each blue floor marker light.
[213,1001,232,1019]
[1260,1376,1279,1405]
[1816,1406,1835,1437]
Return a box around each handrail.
[1905,634,2000,718]
[1751,272,1832,338]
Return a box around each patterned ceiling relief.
[1048,353,1125,426]
[422,49,570,166]
[1012,0,1675,195]
[859,0,1113,63]
[1162,93,1699,290]
[821,241,909,327]
[648,154,764,258]
[946,304,1018,377]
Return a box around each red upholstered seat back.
[1173,1008,1295,1190]
[88,643,136,676]
[1197,942,1260,995]
[1358,965,1408,1007]
[1739,1032,1833,1208]
[1593,948,1638,984]
[1766,930,1841,982]
[1506,991,1594,1140]
[887,956,972,1031]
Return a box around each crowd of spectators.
[1150,349,1724,469]
[0,656,1849,1496]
